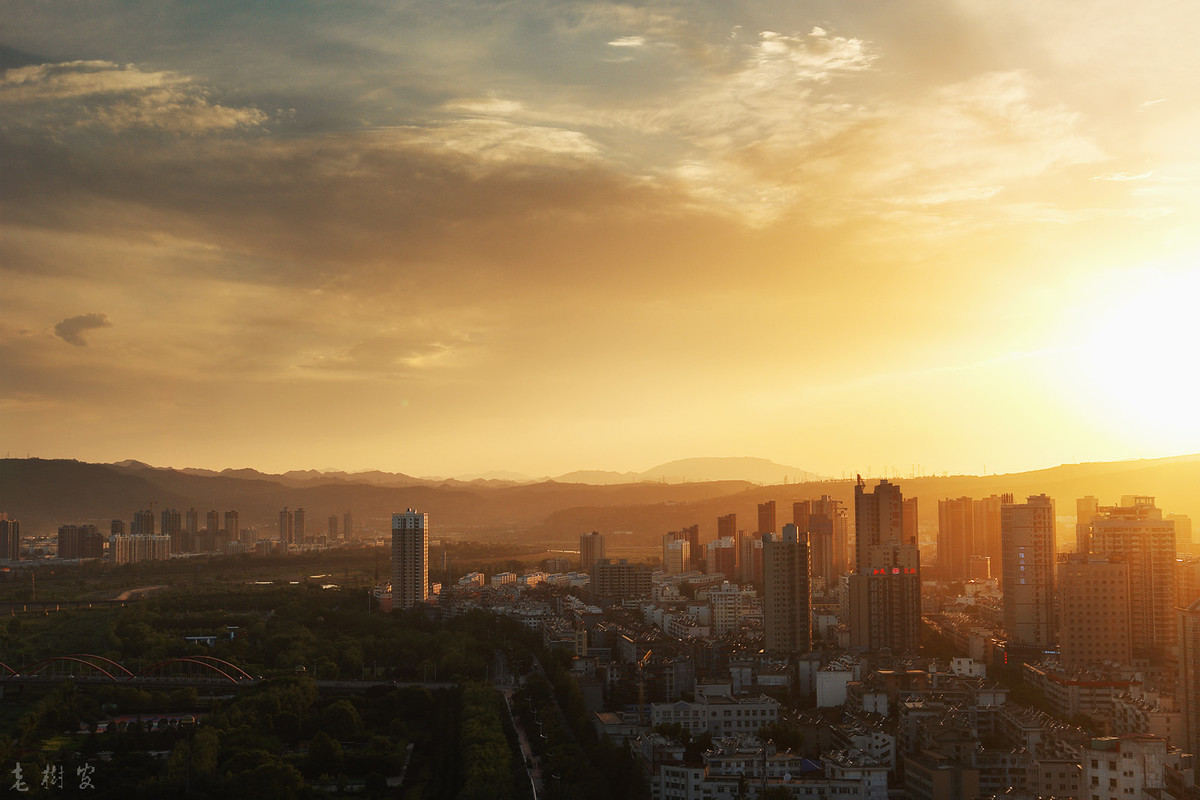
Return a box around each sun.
[1070,257,1200,446]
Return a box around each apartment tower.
[391,509,429,610]
[849,479,921,655]
[763,523,812,655]
[1001,495,1057,648]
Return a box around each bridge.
[0,653,257,689]
[0,653,457,694]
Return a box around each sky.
[2,0,1199,479]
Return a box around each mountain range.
[2,454,1198,551]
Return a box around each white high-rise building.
[392,509,429,610]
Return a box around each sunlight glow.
[1073,256,1200,442]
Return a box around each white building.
[651,694,778,737]
[708,581,758,637]
[1081,735,1195,799]
[111,533,170,564]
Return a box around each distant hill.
[553,457,820,485]
[639,457,821,484]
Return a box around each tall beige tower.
[1089,497,1176,662]
[1001,495,1057,648]
[392,509,429,610]
[579,531,605,573]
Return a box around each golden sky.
[2,1,1199,478]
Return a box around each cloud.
[1091,171,1153,181]
[0,60,266,135]
[0,60,179,101]
[53,313,112,346]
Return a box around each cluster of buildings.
[386,480,1200,798]
[0,507,358,564]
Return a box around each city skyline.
[4,2,1200,478]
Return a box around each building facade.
[1001,494,1057,648]
[850,479,921,655]
[391,509,429,610]
[1058,553,1132,668]
[763,523,812,655]
[1088,497,1177,662]
[580,531,606,573]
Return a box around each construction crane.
[637,649,653,725]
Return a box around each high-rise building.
[1167,514,1194,555]
[938,497,975,581]
[757,501,777,535]
[716,513,736,541]
[737,534,764,585]
[343,511,353,541]
[161,509,182,553]
[293,508,306,545]
[1077,496,1100,554]
[811,495,850,577]
[391,509,429,610]
[57,524,103,560]
[224,510,240,544]
[1176,557,1200,612]
[169,509,191,552]
[855,478,903,564]
[662,534,691,575]
[849,479,921,655]
[1058,554,1132,668]
[763,523,812,655]
[709,581,757,637]
[132,509,155,536]
[111,533,170,564]
[1001,494,1057,648]
[902,496,919,547]
[328,514,339,540]
[1180,599,1200,762]
[184,508,199,552]
[807,512,835,583]
[707,537,736,580]
[1087,496,1176,661]
[580,531,605,573]
[793,501,811,532]
[279,507,294,546]
[679,524,701,570]
[974,494,1011,580]
[0,515,20,561]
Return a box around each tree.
[306,731,345,777]
[322,699,363,740]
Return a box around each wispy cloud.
[1091,171,1153,181]
[0,60,266,135]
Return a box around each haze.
[3,1,1199,478]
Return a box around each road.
[494,650,542,800]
